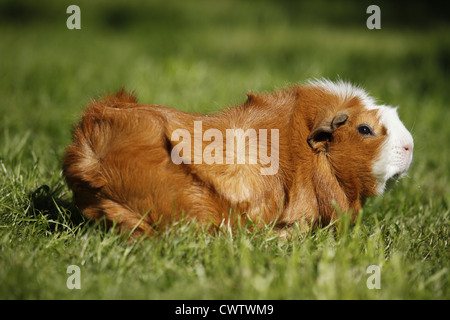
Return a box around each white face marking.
[370,105,414,194]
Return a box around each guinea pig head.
[307,95,414,204]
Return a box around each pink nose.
[403,144,413,152]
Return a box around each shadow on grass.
[28,184,87,233]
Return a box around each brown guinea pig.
[63,79,413,237]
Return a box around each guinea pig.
[63,79,414,237]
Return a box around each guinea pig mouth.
[391,172,402,180]
[384,171,406,191]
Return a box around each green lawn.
[0,0,449,299]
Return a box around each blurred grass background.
[0,0,449,299]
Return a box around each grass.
[0,0,449,299]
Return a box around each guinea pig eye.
[357,124,374,137]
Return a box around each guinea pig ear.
[331,112,349,129]
[307,112,349,152]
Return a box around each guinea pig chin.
[370,105,414,194]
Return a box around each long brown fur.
[63,85,387,237]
